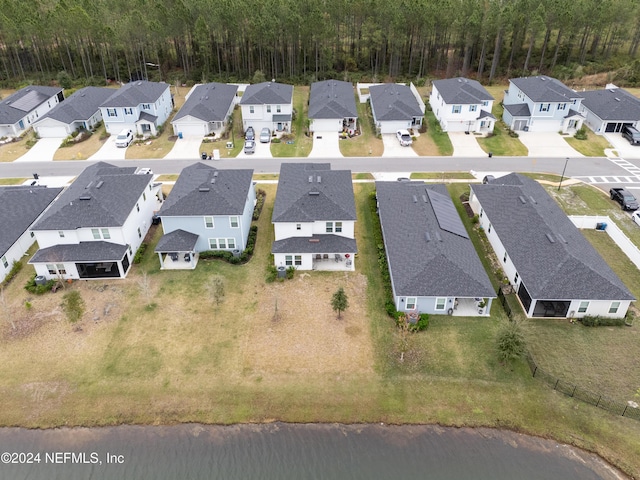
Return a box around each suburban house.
[271,163,357,271]
[29,162,162,280]
[578,84,640,134]
[429,77,496,134]
[0,186,62,283]
[155,163,256,270]
[308,80,357,134]
[0,86,64,138]
[369,83,425,134]
[33,86,114,138]
[469,173,634,318]
[502,76,584,133]
[239,81,293,133]
[99,80,172,136]
[171,82,239,137]
[376,181,495,316]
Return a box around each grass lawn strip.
[565,128,611,156]
[270,86,312,158]
[339,100,383,157]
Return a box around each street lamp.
[558,157,569,191]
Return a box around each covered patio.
[155,229,199,270]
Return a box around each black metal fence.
[525,352,640,421]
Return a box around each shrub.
[56,70,73,89]
[99,130,110,140]
[580,315,625,327]
[252,190,266,220]
[265,264,278,283]
[496,319,527,363]
[2,260,23,286]
[574,127,588,140]
[61,290,85,324]
[414,314,429,331]
[286,266,295,279]
[271,138,281,143]
[24,275,56,294]
[133,243,147,264]
[471,214,479,224]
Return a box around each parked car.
[610,187,639,210]
[482,175,496,184]
[244,140,255,154]
[260,128,271,143]
[245,126,255,141]
[136,168,153,175]
[621,125,640,145]
[632,211,640,226]
[115,129,133,148]
[396,129,412,146]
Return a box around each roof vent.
[210,178,216,184]
[529,196,537,204]
[96,181,104,189]
[425,232,431,242]
[317,175,321,183]
[422,195,428,203]
[308,175,313,183]
[213,171,218,177]
[556,233,568,243]
[137,81,142,86]
[85,181,93,189]
[435,231,442,242]
[198,187,210,192]
[540,77,546,81]
[518,195,527,204]
[545,233,555,243]
[309,191,320,196]
[412,195,417,203]
[615,97,621,102]
[79,194,91,200]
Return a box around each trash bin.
[277,266,286,278]
[178,132,183,139]
[35,275,47,286]
[488,152,493,158]
[596,222,607,231]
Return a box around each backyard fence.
[525,352,640,421]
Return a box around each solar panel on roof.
[426,188,469,239]
[11,90,48,112]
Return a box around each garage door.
[36,125,69,138]
[605,122,631,133]
[174,123,206,136]
[513,119,528,131]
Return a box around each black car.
[245,126,255,141]
[622,125,640,145]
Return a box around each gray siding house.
[469,174,634,318]
[376,181,495,316]
[156,163,255,269]
[308,80,358,133]
[502,76,584,133]
[578,84,640,134]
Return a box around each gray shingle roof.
[173,83,238,122]
[0,86,62,125]
[29,241,128,263]
[478,110,496,120]
[100,81,169,108]
[471,173,634,301]
[32,162,151,230]
[578,87,640,121]
[510,76,580,102]
[503,103,531,117]
[155,229,199,252]
[0,186,62,256]
[369,84,423,121]
[308,80,357,119]
[158,162,254,216]
[376,181,495,298]
[239,82,293,105]
[272,163,356,223]
[35,87,114,125]
[272,234,357,254]
[432,77,494,105]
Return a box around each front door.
[513,119,527,131]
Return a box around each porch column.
[157,252,164,269]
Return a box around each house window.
[58,231,65,238]
[578,301,589,313]
[56,264,66,275]
[124,108,133,115]
[452,105,461,114]
[326,222,333,233]
[285,255,293,266]
[405,297,417,310]
[479,208,483,218]
[227,238,236,249]
[101,228,111,239]
[249,106,255,114]
[47,264,56,275]
[435,298,446,310]
[107,108,117,117]
[558,103,567,111]
[469,105,477,112]
[128,245,133,255]
[1,256,7,268]
[136,203,140,212]
[296,224,301,230]
[609,301,621,314]
[335,221,343,233]
[276,105,281,113]
[218,238,227,249]
[209,238,218,249]
[503,252,508,263]
[514,272,519,284]
[30,231,34,238]
[267,105,271,113]
[142,104,151,109]
[294,255,302,266]
[539,103,550,112]
[204,216,214,228]
[229,216,239,228]
[482,100,489,107]
[92,228,101,239]
[143,192,147,201]
[488,223,492,233]
[137,227,142,238]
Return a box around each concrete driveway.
[382,134,418,157]
[89,136,128,161]
[164,135,204,160]
[15,137,63,162]
[236,139,272,159]
[517,132,583,158]
[309,132,342,158]
[604,132,640,159]
[448,132,486,157]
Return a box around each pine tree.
[331,287,349,319]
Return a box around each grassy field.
[0,178,27,185]
[270,86,312,158]
[424,111,453,156]
[53,124,107,160]
[565,129,612,156]
[339,100,384,156]
[411,172,476,180]
[476,90,528,156]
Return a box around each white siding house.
[0,86,64,138]
[171,83,239,137]
[578,84,640,134]
[308,80,358,133]
[239,82,293,133]
[430,78,495,134]
[369,83,425,134]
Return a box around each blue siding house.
[155,163,255,269]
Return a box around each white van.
[115,129,134,148]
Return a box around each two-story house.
[155,163,256,270]
[171,82,239,137]
[0,186,62,283]
[0,86,64,138]
[29,162,162,280]
[33,86,114,138]
[430,77,495,134]
[239,81,293,133]
[271,163,357,271]
[369,83,425,134]
[502,76,584,133]
[100,81,173,136]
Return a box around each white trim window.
[406,297,417,310]
[435,298,446,311]
[285,255,293,266]
[514,272,519,284]
[92,228,101,239]
[266,105,271,113]
[209,238,236,250]
[229,216,239,228]
[296,223,301,230]
[294,255,302,266]
[249,106,255,114]
[558,103,567,111]
[106,108,117,117]
[609,301,621,314]
[326,222,333,233]
[469,105,477,112]
[539,103,551,112]
[1,255,7,269]
[101,228,111,239]
[335,221,343,233]
[452,105,461,114]
[58,231,65,238]
[204,216,214,229]
[578,301,589,313]
[276,105,281,113]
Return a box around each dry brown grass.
[53,125,107,160]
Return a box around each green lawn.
[565,129,612,156]
[339,100,384,156]
[200,107,243,158]
[476,99,528,156]
[0,177,27,185]
[270,86,312,157]
[424,111,453,156]
[411,172,475,180]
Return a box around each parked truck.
[609,187,639,210]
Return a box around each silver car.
[260,128,271,143]
[244,140,256,154]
